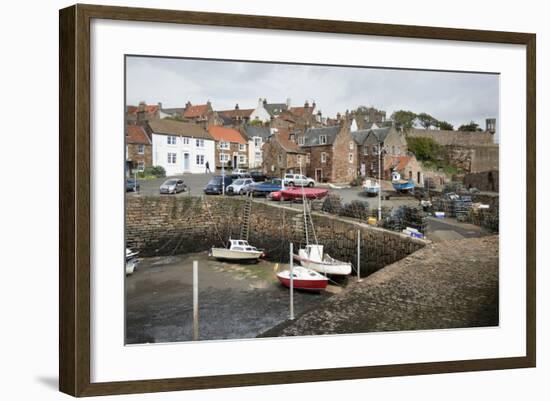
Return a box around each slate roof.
[370,127,392,142]
[208,126,247,144]
[242,125,271,140]
[161,107,185,115]
[148,120,212,140]
[125,125,151,145]
[264,103,288,117]
[351,129,371,145]
[300,126,341,147]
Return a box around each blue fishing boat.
[362,179,380,197]
[391,171,415,192]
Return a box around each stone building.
[353,126,408,179]
[126,101,160,123]
[385,154,424,185]
[297,122,357,183]
[208,125,249,170]
[125,124,152,175]
[241,125,271,169]
[262,128,307,177]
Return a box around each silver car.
[160,178,187,194]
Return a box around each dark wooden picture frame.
[59,3,536,397]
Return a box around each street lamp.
[377,142,385,221]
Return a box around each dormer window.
[298,136,305,146]
[319,135,327,145]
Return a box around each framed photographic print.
[59,4,536,397]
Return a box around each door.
[183,153,190,172]
[233,155,238,169]
[315,169,323,182]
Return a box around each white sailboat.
[210,239,263,261]
[294,163,352,276]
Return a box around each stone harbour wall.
[126,196,426,277]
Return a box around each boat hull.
[295,252,352,275]
[211,247,263,261]
[126,258,138,275]
[278,187,329,200]
[392,180,415,192]
[277,275,328,290]
[363,187,379,197]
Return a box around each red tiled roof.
[183,104,210,118]
[208,126,247,144]
[290,106,314,117]
[384,155,411,171]
[217,108,254,118]
[127,105,158,115]
[126,125,151,145]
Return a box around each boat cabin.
[227,239,258,252]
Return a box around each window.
[289,134,295,142]
[392,145,396,154]
[297,155,302,165]
[372,145,378,155]
[306,154,310,164]
[254,137,262,147]
[319,135,327,145]
[137,161,145,172]
[167,136,176,145]
[239,143,246,151]
[255,151,262,160]
[349,141,354,150]
[167,152,177,164]
[239,155,246,164]
[137,144,145,154]
[220,153,229,163]
[321,152,327,163]
[298,136,305,146]
[196,155,205,165]
[278,154,283,164]
[349,152,354,163]
[364,146,369,156]
[219,141,229,150]
[196,139,204,148]
[182,137,190,145]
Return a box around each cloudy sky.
[126,56,499,130]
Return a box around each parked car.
[204,175,233,195]
[232,168,248,177]
[250,178,283,197]
[160,178,187,194]
[283,174,315,187]
[250,171,269,182]
[226,178,255,195]
[126,178,140,192]
[229,173,251,180]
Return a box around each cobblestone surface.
[260,236,499,337]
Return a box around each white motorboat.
[126,248,139,275]
[362,179,380,197]
[211,239,263,261]
[295,244,352,276]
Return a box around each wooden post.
[357,230,362,282]
[193,260,199,341]
[290,242,294,320]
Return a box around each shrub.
[407,137,442,162]
[321,194,343,215]
[146,165,166,178]
[339,200,370,220]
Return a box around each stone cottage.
[125,124,152,175]
[262,128,307,177]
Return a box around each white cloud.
[126,56,499,129]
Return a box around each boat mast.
[299,160,309,246]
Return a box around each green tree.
[436,120,454,130]
[458,121,483,132]
[416,112,438,129]
[390,110,417,131]
[248,118,263,126]
[406,137,443,161]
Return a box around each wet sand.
[125,252,333,344]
